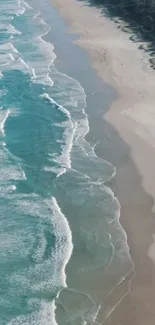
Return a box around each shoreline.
[50,0,155,201]
[49,0,155,324]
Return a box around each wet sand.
[50,0,155,324]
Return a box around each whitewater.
[0,0,133,324]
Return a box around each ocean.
[0,0,133,324]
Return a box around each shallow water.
[0,0,133,324]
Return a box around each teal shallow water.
[0,0,133,324]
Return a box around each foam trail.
[0,53,15,67]
[31,67,36,79]
[0,2,134,324]
[33,11,41,19]
[20,167,27,180]
[40,93,77,172]
[0,43,18,53]
[0,2,24,16]
[0,143,26,181]
[16,0,26,16]
[40,93,71,120]
[23,0,33,9]
[13,9,56,84]
[4,196,73,325]
[43,166,66,177]
[3,57,30,73]
[0,109,10,136]
[49,197,73,287]
[30,36,56,85]
[0,184,16,195]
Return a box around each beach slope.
[51,0,155,324]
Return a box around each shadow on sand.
[78,0,155,68]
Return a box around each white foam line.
[16,0,26,15]
[29,16,56,84]
[0,184,17,195]
[0,43,18,53]
[38,35,56,62]
[22,0,33,9]
[90,141,116,182]
[31,67,36,79]
[38,22,133,325]
[62,287,98,306]
[40,93,71,119]
[9,53,15,61]
[42,165,66,177]
[104,266,135,303]
[42,73,54,87]
[40,93,77,171]
[56,168,67,178]
[50,71,115,184]
[0,109,10,136]
[105,232,115,268]
[102,240,135,322]
[0,7,134,325]
[0,53,15,67]
[50,66,134,324]
[20,165,27,180]
[104,189,135,306]
[105,270,136,321]
[8,24,22,35]
[59,120,77,171]
[18,57,29,71]
[33,11,41,19]
[48,197,73,287]
[58,287,101,324]
[36,16,51,38]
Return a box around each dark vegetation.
[80,0,155,66]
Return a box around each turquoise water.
[0,0,133,324]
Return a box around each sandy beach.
[50,0,155,324]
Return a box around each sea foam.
[0,1,133,324]
[0,109,10,136]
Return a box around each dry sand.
[51,0,155,324]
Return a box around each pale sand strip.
[51,0,155,202]
[50,0,155,324]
